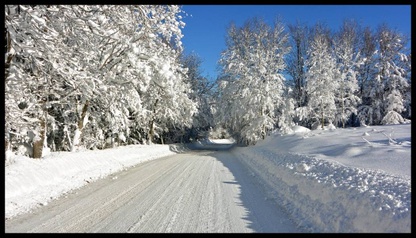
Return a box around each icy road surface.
[5,150,300,233]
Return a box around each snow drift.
[231,124,411,232]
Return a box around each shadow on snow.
[170,140,301,233]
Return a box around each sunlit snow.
[5,123,411,232]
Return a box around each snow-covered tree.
[305,25,339,129]
[400,53,411,120]
[130,5,197,144]
[5,5,74,157]
[277,87,296,134]
[218,17,291,144]
[286,20,309,109]
[356,26,379,126]
[373,24,409,125]
[333,19,362,128]
[356,27,378,99]
[211,74,234,138]
[180,52,214,140]
[5,5,195,156]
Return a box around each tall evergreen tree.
[375,24,410,124]
[333,19,361,128]
[305,25,339,129]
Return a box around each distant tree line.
[5,5,411,158]
[215,17,411,145]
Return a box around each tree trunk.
[341,80,345,128]
[342,96,345,128]
[296,39,303,108]
[148,119,154,144]
[71,101,89,152]
[5,135,10,153]
[5,29,14,80]
[321,100,324,129]
[147,99,159,144]
[33,117,46,159]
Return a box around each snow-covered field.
[232,123,411,232]
[5,123,411,232]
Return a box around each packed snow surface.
[5,124,411,232]
[6,150,299,233]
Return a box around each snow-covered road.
[5,150,300,233]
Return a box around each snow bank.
[285,125,311,136]
[231,124,411,232]
[5,144,176,219]
[208,138,236,144]
[292,125,311,134]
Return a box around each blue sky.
[180,5,411,80]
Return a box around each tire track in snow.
[6,150,300,233]
[6,155,182,232]
[126,153,200,232]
